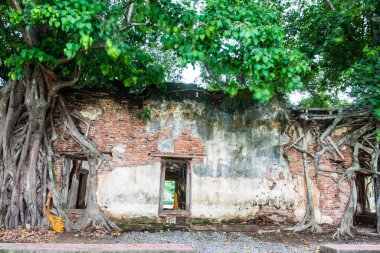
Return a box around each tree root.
[72,206,120,231]
[287,110,379,238]
[333,227,354,239]
[294,220,322,234]
[57,100,120,231]
[45,96,122,232]
[0,66,120,231]
[333,165,358,238]
[293,206,322,234]
[292,129,322,234]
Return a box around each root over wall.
[51,89,379,236]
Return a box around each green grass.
[164,180,175,206]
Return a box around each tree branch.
[284,133,305,152]
[327,136,345,160]
[319,114,342,143]
[204,64,227,86]
[56,42,106,66]
[53,76,80,93]
[127,2,134,25]
[120,22,152,31]
[325,0,336,11]
[11,0,35,47]
[293,145,316,158]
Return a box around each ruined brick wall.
[53,94,205,167]
[285,121,352,224]
[52,88,355,225]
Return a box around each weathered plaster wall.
[97,163,161,218]
[145,98,296,220]
[52,87,352,225]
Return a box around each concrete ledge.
[0,243,196,253]
[320,244,380,253]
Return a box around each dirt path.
[1,227,379,253]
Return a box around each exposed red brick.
[51,93,363,225]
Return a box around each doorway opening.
[354,173,377,227]
[67,160,89,209]
[159,159,191,214]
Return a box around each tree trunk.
[377,174,380,234]
[334,143,362,238]
[1,66,50,229]
[333,166,358,238]
[0,65,119,231]
[72,157,120,231]
[67,173,79,209]
[293,130,322,233]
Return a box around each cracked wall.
[52,87,352,224]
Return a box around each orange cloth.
[173,192,178,210]
[46,192,64,233]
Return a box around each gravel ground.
[113,231,318,253]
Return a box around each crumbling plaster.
[97,163,161,218]
[94,95,311,222]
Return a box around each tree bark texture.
[293,130,322,233]
[0,66,119,231]
[287,109,379,236]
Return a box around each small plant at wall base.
[139,107,151,123]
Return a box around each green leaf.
[100,64,111,75]
[226,83,239,97]
[123,79,131,87]
[107,46,121,60]
[38,54,44,62]
[80,34,93,50]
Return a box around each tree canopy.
[0,0,378,108]
[1,0,311,100]
[285,0,379,113]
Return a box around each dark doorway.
[67,160,89,209]
[159,159,191,213]
[354,173,377,227]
